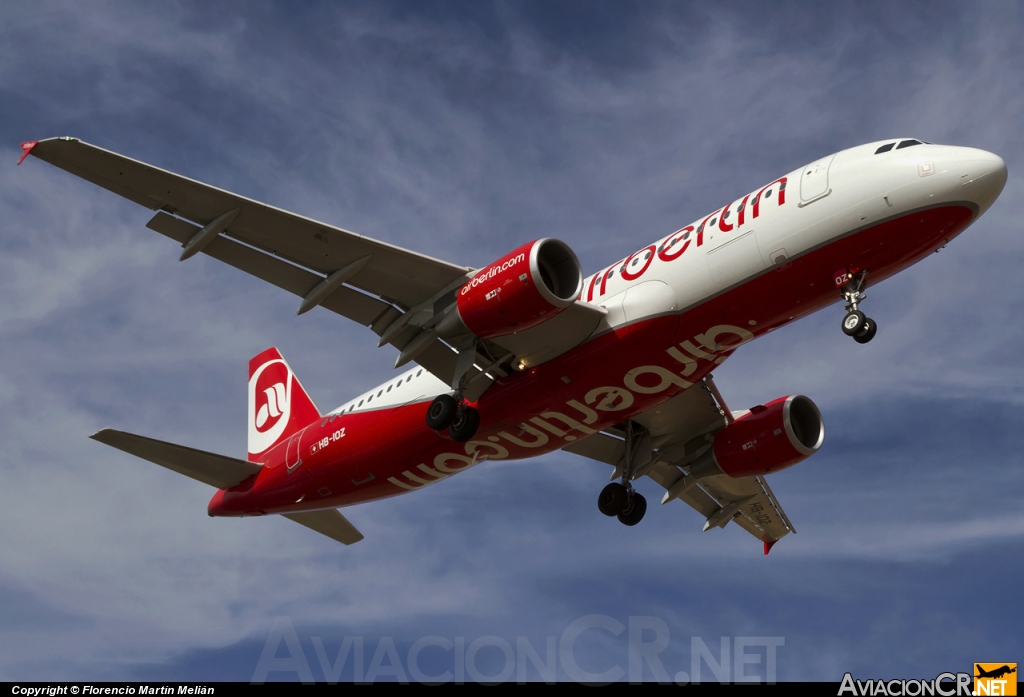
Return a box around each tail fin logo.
[248,358,293,454]
[256,382,287,429]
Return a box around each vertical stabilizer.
[247,347,320,462]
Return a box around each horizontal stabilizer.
[91,428,261,489]
[283,509,364,545]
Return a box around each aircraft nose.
[957,148,1007,214]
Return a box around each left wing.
[563,379,796,553]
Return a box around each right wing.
[563,379,796,552]
[25,137,605,390]
[27,137,475,385]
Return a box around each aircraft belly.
[255,204,975,515]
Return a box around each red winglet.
[763,539,777,556]
[17,141,38,166]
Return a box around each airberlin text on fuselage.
[387,322,755,491]
[585,176,788,301]
[461,252,527,295]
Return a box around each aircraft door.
[706,231,765,289]
[799,154,835,204]
[285,432,303,472]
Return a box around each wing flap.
[562,431,624,467]
[490,301,607,368]
[283,509,364,545]
[91,428,260,489]
[145,211,463,380]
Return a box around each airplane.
[976,666,1017,680]
[18,136,1007,553]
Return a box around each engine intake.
[445,238,583,340]
[692,395,824,479]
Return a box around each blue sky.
[1,0,1021,682]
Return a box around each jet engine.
[690,395,824,479]
[438,238,584,340]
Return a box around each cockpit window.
[896,139,922,150]
[875,143,895,154]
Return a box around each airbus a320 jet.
[19,136,1006,553]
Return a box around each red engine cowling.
[710,395,824,478]
[453,238,583,340]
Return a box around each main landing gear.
[596,421,649,526]
[837,269,877,344]
[426,394,480,442]
[598,482,647,526]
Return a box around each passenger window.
[417,369,422,377]
[875,143,895,154]
[896,139,921,150]
[358,399,364,407]
[387,385,392,392]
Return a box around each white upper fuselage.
[333,139,1007,415]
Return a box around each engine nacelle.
[446,238,583,340]
[696,395,824,479]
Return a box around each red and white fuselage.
[208,139,1007,518]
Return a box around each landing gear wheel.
[853,318,877,344]
[598,483,628,516]
[426,394,459,430]
[617,492,647,526]
[841,310,867,336]
[448,406,480,442]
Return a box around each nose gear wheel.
[838,270,878,344]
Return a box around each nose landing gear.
[836,269,877,344]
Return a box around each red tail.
[247,347,320,462]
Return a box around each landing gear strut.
[596,421,648,526]
[426,394,479,442]
[837,269,877,344]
